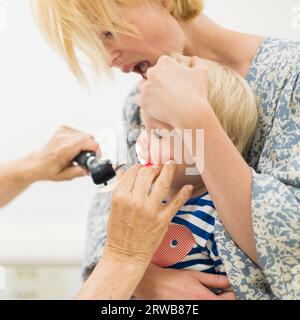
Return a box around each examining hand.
[134,263,236,300]
[31,126,100,182]
[135,55,211,129]
[103,163,194,266]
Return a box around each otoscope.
[73,151,119,186]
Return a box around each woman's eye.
[103,31,114,40]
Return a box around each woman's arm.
[0,153,37,208]
[187,106,258,264]
[76,254,147,300]
[0,126,98,208]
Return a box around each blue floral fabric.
[83,37,300,300]
[215,37,300,300]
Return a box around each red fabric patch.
[152,223,196,267]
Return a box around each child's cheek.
[136,134,151,165]
[148,140,160,165]
[150,139,173,165]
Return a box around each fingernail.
[186,185,193,192]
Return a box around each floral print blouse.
[215,37,300,300]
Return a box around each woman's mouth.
[132,61,151,79]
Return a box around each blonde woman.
[34,0,300,299]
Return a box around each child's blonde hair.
[32,0,204,80]
[173,54,258,156]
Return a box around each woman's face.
[101,1,186,78]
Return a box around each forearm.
[76,255,148,300]
[0,153,38,208]
[185,105,259,264]
[134,263,161,299]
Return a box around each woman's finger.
[191,56,207,69]
[163,185,193,221]
[218,291,237,300]
[132,166,161,198]
[171,53,192,67]
[114,164,142,194]
[195,286,223,301]
[150,161,177,202]
[116,168,126,180]
[196,272,231,289]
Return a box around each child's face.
[136,110,204,191]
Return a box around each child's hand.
[134,263,236,300]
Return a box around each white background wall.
[0,0,299,291]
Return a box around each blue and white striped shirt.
[152,192,226,275]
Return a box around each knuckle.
[78,135,89,145]
[217,274,228,285]
[157,213,170,225]
[173,196,182,207]
[112,192,128,206]
[133,201,143,212]
[60,125,72,133]
[84,134,93,142]
[159,55,171,64]
[59,125,68,131]
[138,167,148,176]
[159,181,169,192]
[146,67,154,78]
[88,134,95,141]
[149,166,160,176]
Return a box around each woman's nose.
[108,50,123,68]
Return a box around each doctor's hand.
[103,163,194,267]
[30,126,100,182]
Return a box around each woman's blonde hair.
[174,54,258,156]
[32,0,204,80]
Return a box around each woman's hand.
[0,126,100,208]
[103,162,194,267]
[134,264,236,300]
[31,126,100,182]
[77,163,194,300]
[135,55,211,129]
